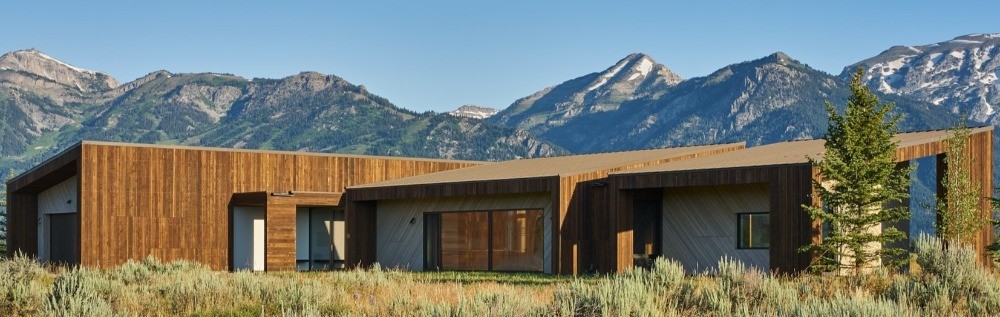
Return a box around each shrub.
[45,268,115,317]
[0,253,50,315]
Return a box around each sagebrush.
[1,238,998,316]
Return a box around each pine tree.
[801,68,913,274]
[935,121,985,246]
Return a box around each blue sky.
[3,0,998,112]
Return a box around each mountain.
[846,33,1000,124]
[494,52,954,153]
[847,33,1000,187]
[0,49,118,93]
[0,50,564,184]
[448,105,499,119]
[491,53,683,137]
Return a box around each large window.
[425,210,544,272]
[440,212,490,271]
[737,213,770,249]
[296,207,345,271]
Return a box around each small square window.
[737,213,769,249]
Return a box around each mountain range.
[0,49,561,179]
[489,52,956,153]
[2,33,998,190]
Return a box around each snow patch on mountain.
[636,58,654,76]
[449,105,500,119]
[33,51,96,74]
[848,34,1000,123]
[587,60,629,91]
[950,39,984,45]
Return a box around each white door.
[252,218,265,271]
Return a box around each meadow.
[1,236,998,316]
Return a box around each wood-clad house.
[5,141,480,271]
[342,143,746,274]
[6,128,994,275]
[607,127,994,274]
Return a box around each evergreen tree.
[802,68,913,274]
[935,121,985,246]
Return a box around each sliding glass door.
[425,210,543,272]
[296,207,345,271]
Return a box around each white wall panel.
[232,206,266,271]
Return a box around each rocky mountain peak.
[0,49,119,92]
[845,34,1000,123]
[449,105,499,119]
[586,53,682,92]
[764,51,791,64]
[739,52,803,69]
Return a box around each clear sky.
[3,0,998,112]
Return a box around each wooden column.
[265,197,297,271]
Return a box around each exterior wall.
[661,184,769,273]
[611,165,817,274]
[72,143,478,269]
[6,145,79,258]
[231,206,265,271]
[37,176,79,262]
[374,193,552,273]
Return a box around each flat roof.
[350,142,745,188]
[78,140,484,164]
[612,127,992,175]
[8,140,484,188]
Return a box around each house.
[606,127,994,274]
[342,143,745,274]
[6,128,994,275]
[4,141,479,271]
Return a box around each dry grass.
[1,236,998,316]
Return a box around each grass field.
[1,236,998,316]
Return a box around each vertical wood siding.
[610,129,994,273]
[9,143,477,269]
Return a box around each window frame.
[423,209,545,273]
[736,212,770,250]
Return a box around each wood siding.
[610,129,994,273]
[346,143,744,274]
[7,142,477,270]
[345,177,560,270]
[373,193,552,272]
[6,145,80,258]
[936,130,994,265]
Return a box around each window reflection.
[433,210,544,272]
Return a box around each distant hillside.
[493,52,956,153]
[0,50,565,186]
